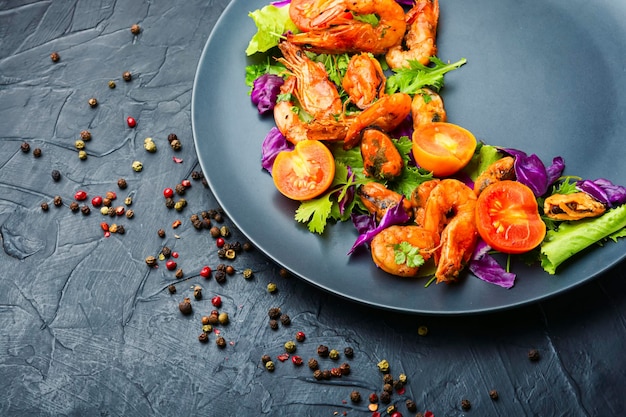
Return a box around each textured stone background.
[1,1,626,416]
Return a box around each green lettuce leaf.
[245,5,299,56]
[540,204,626,274]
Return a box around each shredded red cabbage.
[577,178,626,208]
[261,127,293,174]
[251,74,284,114]
[502,148,564,196]
[270,0,291,6]
[348,198,410,254]
[468,239,516,289]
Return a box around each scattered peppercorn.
[379,391,391,404]
[344,347,354,358]
[308,358,319,370]
[125,209,134,219]
[295,331,306,342]
[284,341,296,353]
[20,142,30,153]
[178,298,192,315]
[191,170,203,180]
[161,246,172,258]
[193,285,202,300]
[242,268,253,279]
[339,363,351,376]
[261,354,272,364]
[41,202,49,211]
[268,307,281,319]
[50,51,60,62]
[174,269,183,279]
[88,98,98,108]
[108,80,116,89]
[313,369,323,380]
[406,399,417,412]
[116,178,127,189]
[265,360,275,372]
[383,383,393,394]
[167,133,178,143]
[198,332,209,343]
[317,345,329,358]
[123,71,132,81]
[164,198,175,209]
[279,268,290,279]
[291,355,303,366]
[377,360,390,373]
[144,137,157,153]
[132,161,143,172]
[53,196,62,207]
[170,139,182,151]
[80,130,91,141]
[461,399,471,411]
[78,150,88,160]
[330,367,342,378]
[279,314,290,326]
[329,349,340,360]
[33,148,42,158]
[51,170,61,182]
[489,389,499,400]
[80,205,90,215]
[269,319,278,330]
[174,199,186,211]
[350,391,361,403]
[130,24,141,35]
[69,202,79,212]
[322,370,331,380]
[418,325,429,336]
[383,374,393,385]
[127,116,137,128]
[386,405,397,414]
[267,282,278,293]
[368,393,379,404]
[145,256,157,267]
[218,312,229,325]
[167,284,176,294]
[214,270,226,284]
[216,336,226,348]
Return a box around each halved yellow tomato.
[412,122,477,177]
[272,140,335,201]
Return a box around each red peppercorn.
[200,266,212,278]
[172,251,179,259]
[163,188,174,198]
[100,222,109,232]
[92,196,103,207]
[181,179,191,188]
[216,237,225,248]
[126,116,136,128]
[165,260,177,271]
[296,331,306,342]
[291,355,303,366]
[104,231,111,238]
[211,296,222,307]
[74,190,88,201]
[390,412,403,417]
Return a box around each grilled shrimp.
[473,156,516,196]
[276,41,342,119]
[343,92,412,149]
[411,88,447,129]
[386,0,439,69]
[342,53,386,110]
[287,0,406,55]
[371,225,439,277]
[410,179,440,227]
[274,76,348,144]
[360,128,403,180]
[422,179,478,283]
[358,182,413,222]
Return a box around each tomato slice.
[272,140,335,201]
[475,180,546,254]
[412,122,477,177]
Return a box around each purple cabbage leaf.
[348,198,411,255]
[251,74,284,114]
[261,127,293,174]
[468,239,516,289]
[577,178,626,208]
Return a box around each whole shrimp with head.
[386,0,440,69]
[287,0,406,55]
[273,41,348,144]
[421,179,478,283]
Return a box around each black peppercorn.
[383,383,393,394]
[528,348,540,361]
[175,183,186,195]
[383,373,393,384]
[167,284,176,294]
[117,178,127,189]
[461,399,471,411]
[164,198,175,209]
[339,363,350,375]
[344,347,354,358]
[157,229,166,238]
[308,358,319,370]
[268,307,281,319]
[313,370,323,380]
[379,391,391,404]
[175,269,184,279]
[317,345,329,358]
[53,196,62,207]
[51,170,61,182]
[116,225,125,234]
[80,130,91,141]
[198,332,209,343]
[41,202,49,211]
[261,355,272,364]
[279,314,291,325]
[50,51,60,62]
[214,270,226,284]
[368,393,378,404]
[269,319,279,330]
[80,205,90,215]
[178,298,192,315]
[191,170,203,180]
[350,391,361,403]
[243,242,253,251]
[20,142,30,153]
[33,148,42,158]
[489,389,499,400]
[192,219,202,230]
[123,71,132,81]
[167,133,178,143]
[406,399,417,412]
[130,24,141,35]
[145,256,157,267]
[216,336,226,348]
[161,246,172,258]
[322,370,331,380]
[69,202,79,212]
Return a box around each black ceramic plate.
[192,0,626,314]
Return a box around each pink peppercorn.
[216,237,225,248]
[126,116,136,128]
[211,296,222,307]
[165,260,177,271]
[200,266,211,278]
[163,188,174,198]
[74,190,88,201]
[92,196,103,207]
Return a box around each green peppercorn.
[124,196,132,206]
[265,361,275,372]
[88,98,98,108]
[225,249,236,260]
[329,349,340,360]
[143,137,157,153]
[132,161,143,172]
[100,207,109,215]
[377,359,390,373]
[74,140,85,150]
[202,324,212,333]
[218,312,229,325]
[418,325,428,336]
[267,282,278,293]
[284,341,296,353]
[108,80,116,89]
[174,199,186,211]
[398,373,407,384]
[242,268,253,279]
[220,225,230,237]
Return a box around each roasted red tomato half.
[272,140,335,201]
[475,180,546,254]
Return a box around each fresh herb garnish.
[394,241,425,268]
[386,57,467,95]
